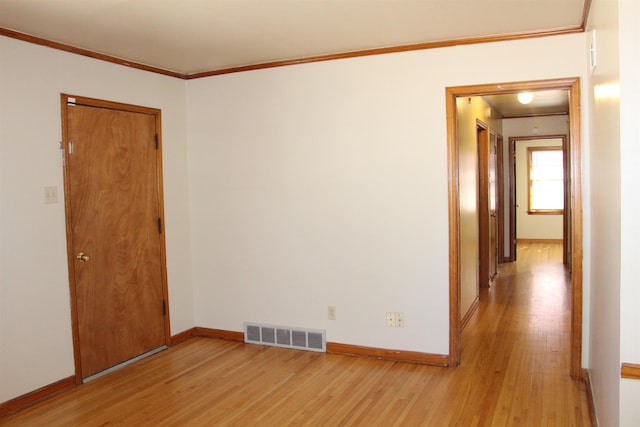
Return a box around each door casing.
[446,78,583,380]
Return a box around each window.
[527,146,564,214]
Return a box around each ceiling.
[484,90,570,118]
[0,1,584,117]
[0,0,588,76]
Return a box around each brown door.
[477,122,490,288]
[563,138,571,267]
[62,95,169,379]
[488,132,498,280]
[496,134,505,264]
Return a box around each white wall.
[586,0,622,425]
[186,34,589,356]
[0,37,194,402]
[502,116,570,255]
[618,0,640,425]
[514,138,564,240]
[456,96,502,319]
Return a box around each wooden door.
[508,138,517,262]
[477,122,490,288]
[496,134,505,264]
[563,138,571,267]
[488,132,498,280]
[62,95,169,380]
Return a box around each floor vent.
[244,322,326,352]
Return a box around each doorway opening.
[509,135,570,266]
[445,78,583,380]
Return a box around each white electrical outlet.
[395,312,405,328]
[386,312,396,327]
[328,306,336,320]
[44,186,58,204]
[386,312,405,327]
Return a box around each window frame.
[527,146,564,215]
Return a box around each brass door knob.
[76,252,90,262]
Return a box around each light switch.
[44,186,58,204]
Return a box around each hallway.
[0,242,592,425]
[456,240,591,424]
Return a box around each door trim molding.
[60,94,172,384]
[445,78,583,379]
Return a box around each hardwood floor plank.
[0,242,591,426]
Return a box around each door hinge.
[155,134,159,149]
[157,218,162,234]
[162,300,166,316]
[59,141,66,166]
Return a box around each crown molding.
[2,19,587,81]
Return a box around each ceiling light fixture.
[517,92,534,104]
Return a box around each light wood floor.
[1,242,591,426]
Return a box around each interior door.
[477,122,490,288]
[62,95,169,379]
[488,132,498,280]
[496,135,504,264]
[508,138,517,262]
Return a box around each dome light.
[517,92,534,104]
